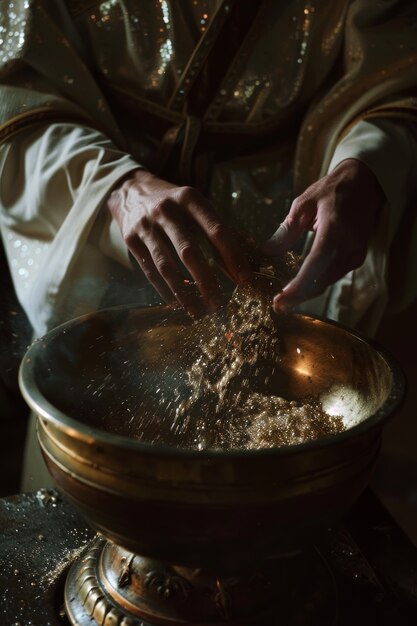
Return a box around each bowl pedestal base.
[65,538,337,626]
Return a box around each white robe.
[1,117,415,338]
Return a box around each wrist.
[106,168,151,219]
[332,158,385,204]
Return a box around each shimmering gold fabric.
[1,0,417,238]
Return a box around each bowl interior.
[21,304,401,451]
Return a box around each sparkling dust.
[169,254,344,450]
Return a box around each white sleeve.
[303,118,417,335]
[0,123,142,336]
[328,118,417,212]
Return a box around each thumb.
[261,196,315,256]
[262,220,296,256]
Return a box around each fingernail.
[273,294,288,313]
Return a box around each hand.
[262,158,385,311]
[107,169,251,317]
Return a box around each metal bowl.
[19,304,404,570]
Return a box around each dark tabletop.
[1,488,417,626]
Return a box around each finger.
[272,226,348,311]
[127,236,178,307]
[142,227,205,318]
[184,192,252,284]
[262,195,316,256]
[151,195,225,311]
[164,222,225,311]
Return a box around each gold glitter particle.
[169,253,345,451]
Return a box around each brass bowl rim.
[18,304,406,459]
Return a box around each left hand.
[261,158,386,311]
[107,169,252,317]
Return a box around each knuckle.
[207,220,228,242]
[142,266,157,281]
[153,198,175,220]
[136,214,152,233]
[278,219,291,235]
[286,213,303,231]
[178,242,194,264]
[124,231,137,247]
[289,194,306,213]
[177,185,199,201]
[287,196,310,228]
[154,255,171,277]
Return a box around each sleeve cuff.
[328,118,417,211]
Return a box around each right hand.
[261,158,384,311]
[107,169,252,317]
